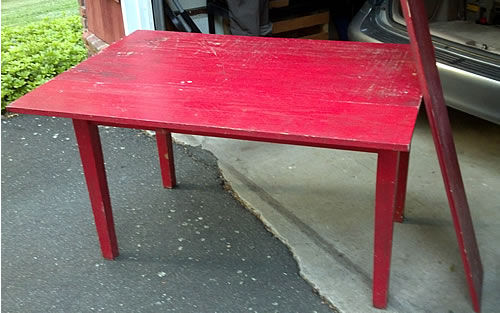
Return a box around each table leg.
[394,151,409,223]
[373,150,399,309]
[156,129,176,188]
[73,119,119,260]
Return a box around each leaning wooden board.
[400,0,483,311]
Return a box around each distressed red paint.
[9,30,422,152]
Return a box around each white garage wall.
[121,0,155,35]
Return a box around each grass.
[1,0,79,27]
[1,0,86,110]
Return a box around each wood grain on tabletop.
[8,30,422,151]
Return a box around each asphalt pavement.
[1,114,333,313]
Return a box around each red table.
[8,5,482,308]
[8,29,420,308]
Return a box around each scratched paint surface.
[8,30,422,151]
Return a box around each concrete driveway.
[174,108,500,313]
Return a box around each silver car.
[348,0,500,124]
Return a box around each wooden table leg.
[373,150,399,309]
[73,119,119,260]
[156,129,177,188]
[394,151,409,223]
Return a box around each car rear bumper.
[348,2,500,124]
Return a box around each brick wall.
[78,0,110,55]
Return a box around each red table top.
[8,30,422,151]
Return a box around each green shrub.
[1,15,87,110]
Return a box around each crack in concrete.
[217,160,409,313]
